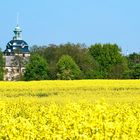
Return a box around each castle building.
[3,24,30,80]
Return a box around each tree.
[130,64,140,79]
[127,53,140,68]
[89,43,128,79]
[126,53,140,79]
[0,49,4,80]
[31,43,98,79]
[57,55,81,80]
[24,54,48,81]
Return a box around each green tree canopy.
[57,55,81,80]
[30,43,130,79]
[24,54,48,81]
[129,64,140,79]
[31,43,98,79]
[127,53,140,68]
[89,43,128,79]
[126,53,140,79]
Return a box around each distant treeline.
[28,43,140,80]
[1,43,140,80]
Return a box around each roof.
[4,40,30,54]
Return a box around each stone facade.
[4,54,30,81]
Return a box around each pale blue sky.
[0,0,140,54]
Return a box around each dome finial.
[13,13,22,40]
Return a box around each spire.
[13,13,22,40]
[17,12,19,26]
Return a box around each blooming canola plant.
[0,80,140,139]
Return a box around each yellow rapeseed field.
[0,80,140,139]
